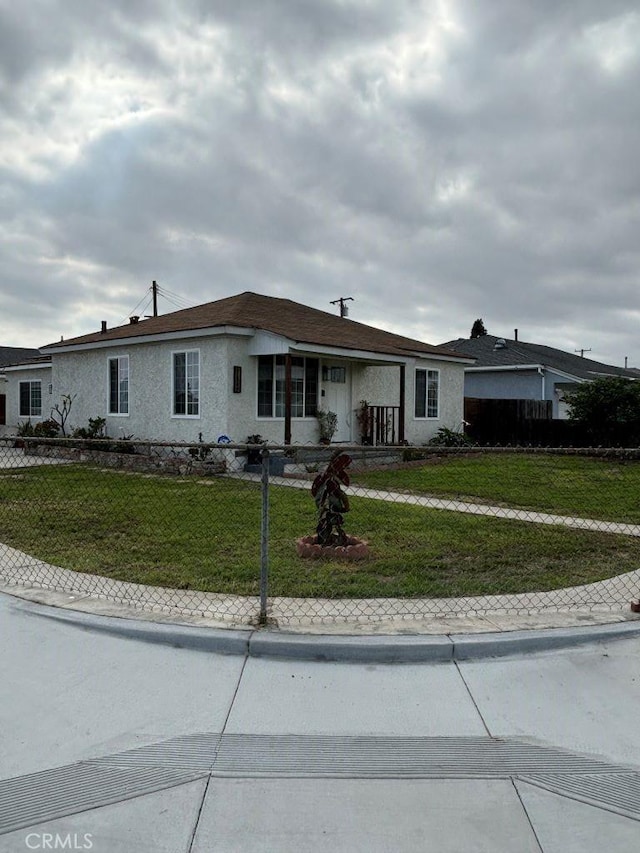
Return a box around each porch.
[360,404,403,446]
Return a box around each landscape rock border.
[296,535,370,561]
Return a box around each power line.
[119,281,196,325]
[156,285,196,310]
[120,291,152,326]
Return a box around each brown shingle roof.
[43,292,467,361]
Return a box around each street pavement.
[1,591,640,852]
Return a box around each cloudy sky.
[1,1,639,365]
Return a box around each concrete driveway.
[0,446,70,469]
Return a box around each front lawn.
[352,452,640,523]
[1,463,638,598]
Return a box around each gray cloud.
[1,0,639,367]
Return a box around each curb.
[8,592,640,662]
[249,631,454,663]
[449,622,640,660]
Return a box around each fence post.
[259,447,270,624]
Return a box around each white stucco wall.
[226,338,300,444]
[227,340,324,444]
[35,333,466,447]
[407,358,466,444]
[52,337,230,442]
[353,358,466,444]
[4,365,53,434]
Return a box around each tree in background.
[564,377,640,446]
[470,318,487,338]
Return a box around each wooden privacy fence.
[465,398,552,445]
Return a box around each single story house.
[4,292,472,445]
[0,347,43,435]
[440,334,637,419]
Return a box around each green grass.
[352,452,640,523]
[1,462,639,598]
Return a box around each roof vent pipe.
[101,321,107,333]
[514,329,518,341]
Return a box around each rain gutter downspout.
[538,366,546,400]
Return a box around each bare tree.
[50,394,76,437]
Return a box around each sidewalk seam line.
[453,660,492,737]
[511,778,546,853]
[218,645,251,738]
[187,775,211,853]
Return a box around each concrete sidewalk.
[3,585,640,663]
[1,591,639,852]
[3,540,640,635]
[245,471,640,536]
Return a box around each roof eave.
[41,325,255,353]
[466,363,543,373]
[3,360,52,372]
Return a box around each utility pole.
[575,347,591,358]
[152,281,158,317]
[330,296,354,318]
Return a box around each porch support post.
[284,354,292,445]
[399,364,406,444]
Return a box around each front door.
[322,364,351,442]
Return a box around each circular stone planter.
[296,535,370,561]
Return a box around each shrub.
[565,377,640,446]
[72,417,107,440]
[316,410,337,443]
[427,427,475,447]
[33,419,60,438]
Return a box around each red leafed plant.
[311,451,352,546]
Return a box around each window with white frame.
[414,368,439,418]
[257,355,318,418]
[19,381,42,417]
[108,356,129,415]
[173,350,200,416]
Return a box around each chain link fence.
[1,436,639,627]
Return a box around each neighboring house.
[4,293,472,445]
[0,347,43,435]
[440,334,637,419]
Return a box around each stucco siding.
[465,369,580,418]
[225,340,321,444]
[16,334,467,446]
[407,358,465,443]
[4,366,53,433]
[353,359,466,444]
[53,338,230,442]
[465,370,543,400]
[546,370,579,418]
